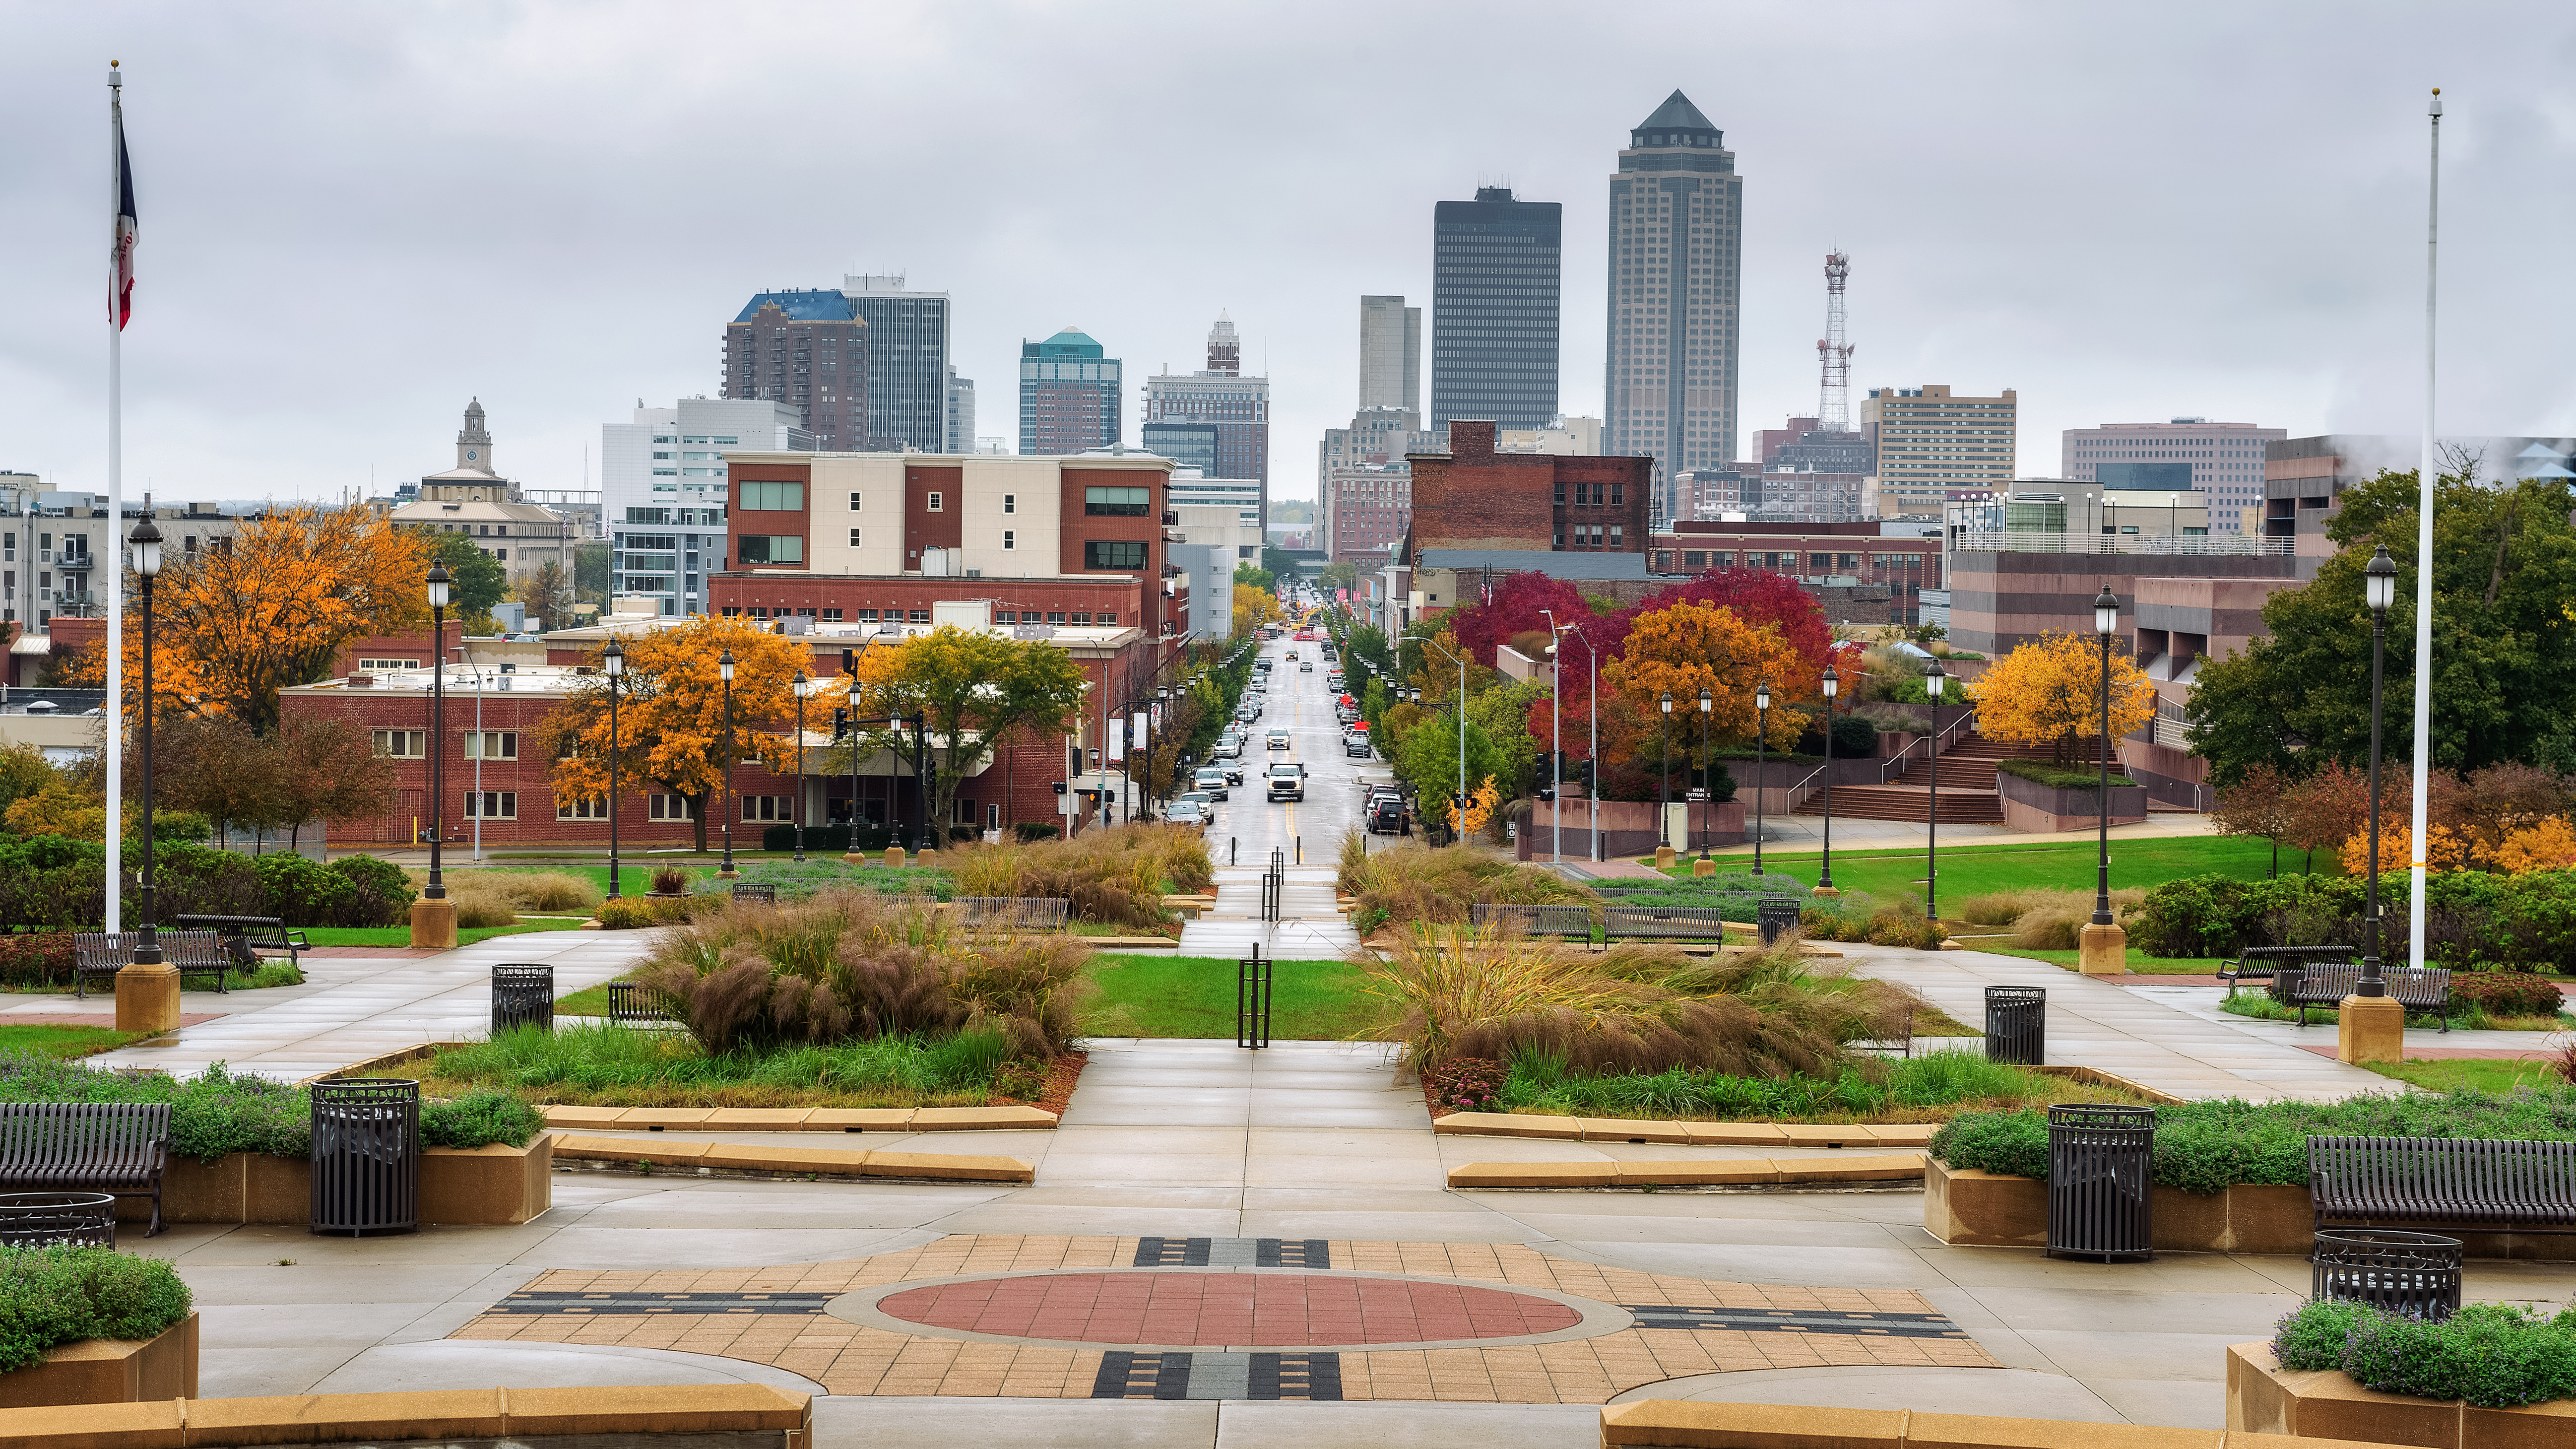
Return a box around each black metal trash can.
[2046,1103,2156,1262]
[2271,967,2305,1008]
[310,1078,419,1237]
[2313,1228,2462,1319]
[1985,985,2046,1065]
[1757,897,1803,946]
[490,963,555,1036]
[0,1191,116,1249]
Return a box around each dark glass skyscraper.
[1430,187,1561,434]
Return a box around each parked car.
[1266,728,1292,751]
[1192,767,1231,800]
[1267,762,1306,802]
[1300,661,1314,672]
[1212,736,1243,760]
[1366,794,1408,835]
[1344,734,1372,759]
[1166,799,1210,829]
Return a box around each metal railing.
[1259,849,1285,923]
[954,897,1072,930]
[1782,760,1831,814]
[1237,945,1271,1050]
[1954,530,2294,556]
[1880,709,1983,784]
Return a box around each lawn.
[1656,834,2309,903]
[0,1023,157,1058]
[2362,1057,2569,1093]
[409,1020,1037,1109]
[300,922,594,948]
[1079,954,1386,1040]
[1950,942,2233,976]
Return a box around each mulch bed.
[1000,1051,1087,1118]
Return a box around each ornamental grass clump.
[1350,842,1594,930]
[948,824,1206,925]
[2274,1298,2576,1408]
[0,1246,192,1374]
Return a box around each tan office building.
[1863,384,2016,518]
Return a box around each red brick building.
[1651,520,1945,624]
[1405,420,1655,558]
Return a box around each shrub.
[1422,1056,1506,1113]
[1014,823,1061,843]
[1798,894,1942,948]
[1951,886,2147,931]
[2450,971,2568,1018]
[597,899,657,930]
[0,1053,536,1161]
[418,1087,546,1149]
[484,871,601,913]
[0,1246,192,1373]
[758,822,901,853]
[1993,758,2139,791]
[250,854,353,926]
[1352,843,1593,929]
[649,866,691,895]
[2274,1298,2576,1408]
[445,883,517,929]
[0,934,75,989]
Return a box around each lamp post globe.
[602,640,625,901]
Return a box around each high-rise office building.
[2063,418,2285,534]
[1359,295,1421,412]
[944,366,976,455]
[721,291,868,452]
[841,274,953,453]
[1019,327,1122,455]
[1864,384,2017,517]
[1431,187,1561,435]
[601,396,810,616]
[1605,90,1743,527]
[1142,314,1271,527]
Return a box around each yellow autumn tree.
[1449,774,1501,838]
[2495,817,2576,875]
[542,615,815,852]
[2339,821,2475,876]
[1964,630,2156,766]
[1232,584,1283,638]
[1600,600,1811,755]
[847,625,1091,833]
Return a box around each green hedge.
[0,1247,192,1374]
[2277,1299,2576,1407]
[0,1051,542,1162]
[2132,870,2576,970]
[1993,757,2138,791]
[1931,1088,2576,1194]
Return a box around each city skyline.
[4,4,2572,505]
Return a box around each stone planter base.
[2228,1341,2576,1446]
[111,1140,550,1228]
[0,1313,195,1409]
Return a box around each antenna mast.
[1817,251,1855,431]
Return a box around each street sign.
[1686,788,1709,802]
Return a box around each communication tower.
[1817,252,1854,432]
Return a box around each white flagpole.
[105,62,124,935]
[2408,88,2441,969]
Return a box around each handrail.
[1872,709,1981,785]
[1782,759,1830,813]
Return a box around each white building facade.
[602,397,811,615]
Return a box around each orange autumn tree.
[1964,630,2156,766]
[64,505,433,735]
[1599,600,1811,764]
[541,615,814,852]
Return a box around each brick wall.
[1410,420,1653,555]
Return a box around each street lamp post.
[791,671,810,862]
[1816,665,1839,897]
[602,640,624,901]
[1696,686,1713,871]
[410,562,456,947]
[117,515,177,1031]
[1753,678,1770,876]
[2341,546,2405,1062]
[1546,613,1601,863]
[1925,661,1946,925]
[2078,584,2127,975]
[717,649,738,879]
[1658,691,1674,865]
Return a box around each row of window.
[1555,525,1625,549]
[373,730,520,760]
[1552,480,1628,507]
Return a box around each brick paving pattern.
[879,1271,1582,1345]
[454,1234,1996,1401]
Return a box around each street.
[1195,631,1398,869]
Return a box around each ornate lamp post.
[2078,584,2126,975]
[410,562,456,948]
[1658,691,1674,866]
[791,671,811,862]
[2341,546,2404,1062]
[1696,686,1713,871]
[116,515,177,1031]
[1816,665,1840,897]
[717,649,738,879]
[602,640,624,901]
[1753,678,1771,876]
[1925,661,1947,926]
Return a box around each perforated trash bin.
[310,1078,418,1237]
[2046,1103,2156,1262]
[1984,985,2046,1065]
[491,963,555,1036]
[1757,897,1803,946]
[2313,1228,2462,1320]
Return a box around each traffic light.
[832,708,850,739]
[840,649,855,675]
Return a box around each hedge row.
[1993,757,2139,792]
[0,1052,541,1161]
[0,838,414,935]
[2277,1299,2576,1408]
[2133,870,2576,971]
[0,1247,191,1374]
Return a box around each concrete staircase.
[1790,729,2113,825]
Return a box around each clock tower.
[456,398,495,475]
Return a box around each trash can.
[2046,1104,2156,1262]
[0,1191,116,1249]
[490,963,554,1036]
[310,1078,419,1237]
[2313,1228,2462,1320]
[2272,967,2304,1008]
[1757,897,1803,947]
[1984,985,2046,1065]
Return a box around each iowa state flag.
[112,84,136,329]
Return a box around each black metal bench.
[2310,1135,2576,1235]
[0,1102,170,1237]
[607,982,678,1027]
[1471,903,1593,938]
[955,897,1071,930]
[72,930,235,998]
[1602,905,1744,943]
[176,914,309,970]
[2272,965,2451,1031]
[2219,944,2355,997]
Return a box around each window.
[556,797,609,820]
[1552,527,1565,548]
[848,492,863,511]
[740,535,804,564]
[463,731,518,760]
[1002,530,1015,550]
[1084,540,1146,570]
[822,608,842,621]
[1046,611,1067,625]
[926,491,944,512]
[987,803,1001,830]
[738,480,803,511]
[1809,553,1831,570]
[741,795,792,822]
[1002,494,1016,514]
[1610,482,1625,505]
[1608,526,1623,548]
[1084,486,1150,517]
[848,528,863,547]
[1552,480,1565,505]
[996,610,1017,623]
[1682,551,1706,568]
[907,609,930,624]
[1837,554,1860,571]
[857,608,880,622]
[464,791,517,819]
[372,729,425,758]
[1071,612,1092,625]
[356,658,419,671]
[649,794,699,820]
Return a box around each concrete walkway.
[1177,866,1358,961]
[83,929,650,1080]
[2129,980,2567,1060]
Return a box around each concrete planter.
[421,1137,555,1225]
[1923,1158,2313,1253]
[0,1313,196,1409]
[1994,767,2148,833]
[110,1139,550,1228]
[2227,1340,2576,1447]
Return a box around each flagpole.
[105,61,124,936]
[2408,88,2440,970]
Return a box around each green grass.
[1659,834,2306,902]
[414,1020,1027,1108]
[1493,1047,2155,1122]
[1951,943,2232,975]
[1079,954,1384,1040]
[2219,991,2574,1033]
[299,921,593,948]
[2362,1057,2569,1094]
[0,1023,155,1057]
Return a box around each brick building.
[1651,520,1946,625]
[1404,420,1654,558]
[1324,463,1411,564]
[722,292,871,452]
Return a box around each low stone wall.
[1606,1395,2384,1448]
[2227,1341,2576,1446]
[0,1383,811,1447]
[111,1138,551,1227]
[0,1313,194,1410]
[1518,798,1744,861]
[1995,767,2148,833]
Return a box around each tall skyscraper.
[1143,314,1271,527]
[1605,90,1743,527]
[1430,187,1560,435]
[721,291,868,452]
[841,274,953,452]
[944,366,976,455]
[1018,327,1122,455]
[1359,295,1421,412]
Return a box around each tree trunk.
[689,792,708,853]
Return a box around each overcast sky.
[4,1,2572,508]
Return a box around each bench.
[72,930,236,998]
[607,982,678,1027]
[2309,1134,2576,1235]
[1602,904,1767,942]
[954,897,1070,930]
[2271,964,2451,1031]
[731,883,779,904]
[2219,944,2356,997]
[1470,903,1593,938]
[0,1102,170,1236]
[176,914,309,970]
[1849,1003,1918,1059]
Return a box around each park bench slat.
[2309,1135,2576,1235]
[2268,966,2450,1031]
[1470,903,1591,937]
[176,915,308,968]
[73,930,235,999]
[0,1102,169,1236]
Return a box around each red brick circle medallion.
[878,1272,1583,1347]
